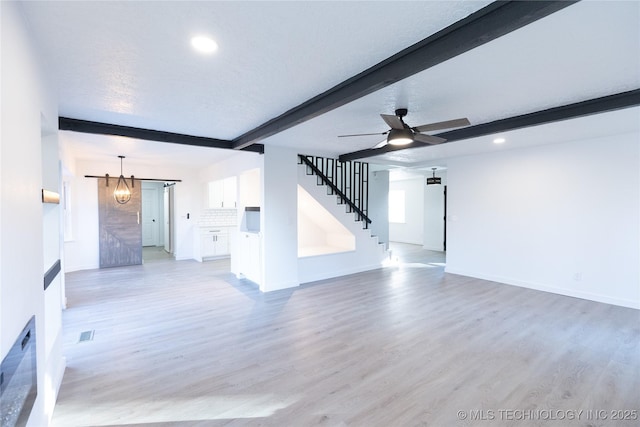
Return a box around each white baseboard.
[64,263,99,272]
[261,280,299,292]
[299,262,382,285]
[54,356,67,394]
[445,267,640,310]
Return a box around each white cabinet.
[215,233,229,255]
[208,180,224,208]
[238,232,261,285]
[222,177,237,208]
[239,168,261,207]
[200,228,230,259]
[208,177,237,208]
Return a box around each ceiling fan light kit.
[387,128,414,145]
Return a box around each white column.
[260,145,299,291]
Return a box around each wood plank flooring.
[142,246,174,262]
[52,244,639,426]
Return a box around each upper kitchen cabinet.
[208,176,237,209]
[239,168,261,207]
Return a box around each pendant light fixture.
[113,155,133,204]
[426,168,442,185]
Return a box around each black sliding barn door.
[98,178,142,268]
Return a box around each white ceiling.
[376,106,640,169]
[20,1,640,169]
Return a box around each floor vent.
[79,330,95,343]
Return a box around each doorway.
[141,181,173,262]
[423,180,446,254]
[164,184,174,254]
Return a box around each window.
[388,190,405,223]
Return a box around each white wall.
[446,132,640,309]
[389,177,424,244]
[41,131,66,421]
[261,145,299,291]
[199,152,263,183]
[298,185,355,255]
[1,2,64,424]
[63,157,202,271]
[63,169,98,271]
[368,170,389,247]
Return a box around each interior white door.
[142,187,159,246]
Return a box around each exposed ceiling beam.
[232,0,577,150]
[58,117,265,153]
[338,89,640,162]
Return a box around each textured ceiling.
[20,1,640,168]
[22,0,490,138]
[371,106,640,169]
[267,1,640,157]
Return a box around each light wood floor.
[142,246,174,262]
[53,244,639,426]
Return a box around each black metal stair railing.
[298,154,371,229]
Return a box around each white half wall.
[446,132,640,309]
[298,185,355,256]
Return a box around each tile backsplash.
[198,209,238,226]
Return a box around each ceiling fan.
[338,108,470,148]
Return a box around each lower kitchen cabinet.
[201,228,230,259]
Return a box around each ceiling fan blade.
[414,118,471,133]
[414,133,447,144]
[380,114,405,130]
[372,139,388,149]
[338,131,388,138]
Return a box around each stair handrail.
[298,155,372,225]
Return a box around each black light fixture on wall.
[113,155,133,204]
[427,168,441,185]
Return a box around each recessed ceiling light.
[191,36,218,54]
[493,137,506,144]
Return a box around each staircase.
[298,155,371,228]
[297,155,388,283]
